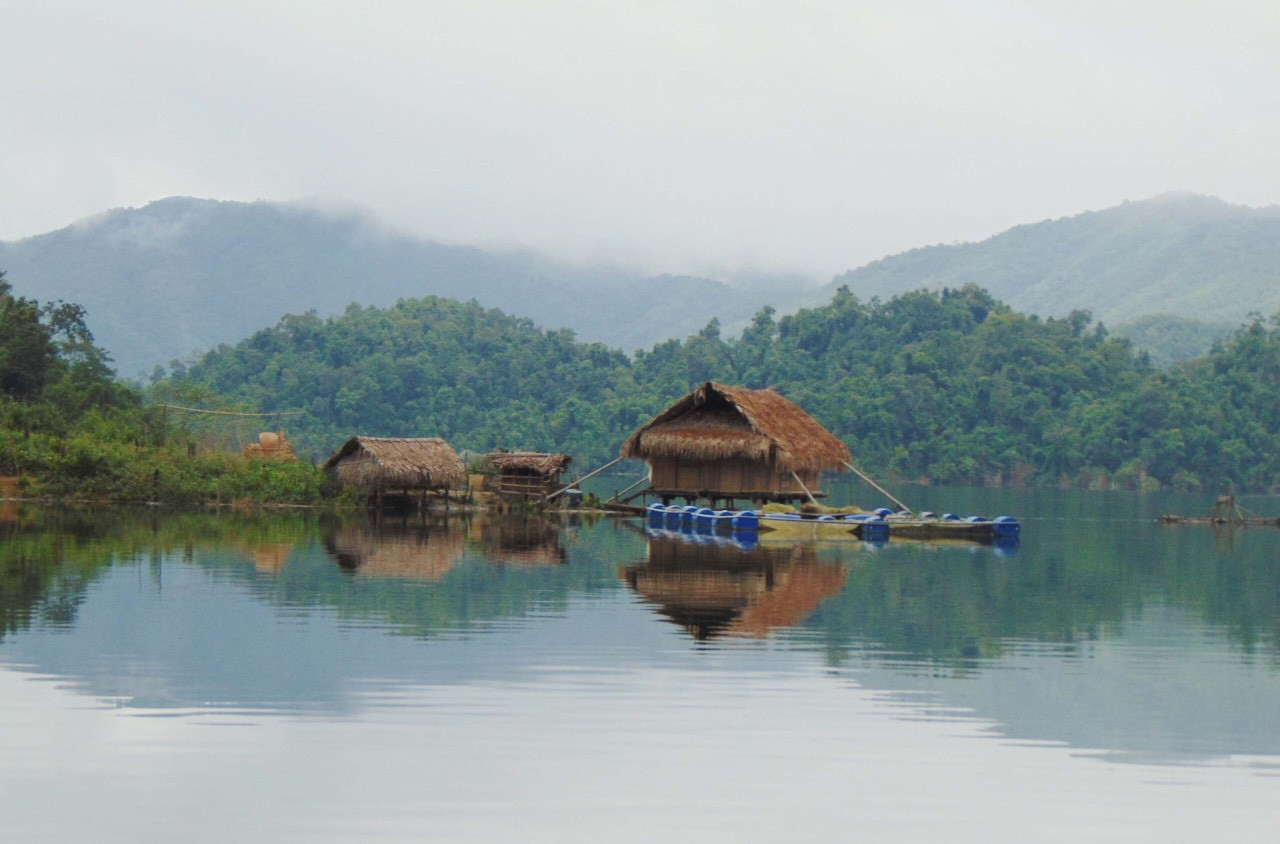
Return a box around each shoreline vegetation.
[5,267,1280,504]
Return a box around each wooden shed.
[486,452,572,501]
[323,436,465,508]
[621,381,851,506]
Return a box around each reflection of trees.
[0,506,313,640]
[2,505,1279,668]
[622,532,847,640]
[808,528,1280,668]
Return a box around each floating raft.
[644,504,1020,545]
[646,503,889,540]
[876,508,1021,541]
[1158,496,1280,527]
[1158,514,1280,526]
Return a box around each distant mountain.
[822,194,1280,329]
[7,193,1278,379]
[0,198,805,377]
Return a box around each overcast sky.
[3,0,1278,279]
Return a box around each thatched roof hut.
[323,437,465,492]
[487,452,572,476]
[621,381,851,503]
[485,452,572,501]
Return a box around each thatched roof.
[621,381,851,473]
[323,437,465,490]
[486,452,572,476]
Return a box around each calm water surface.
[1,486,1278,842]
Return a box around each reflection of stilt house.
[486,452,572,502]
[622,381,851,506]
[323,437,465,508]
[622,534,846,640]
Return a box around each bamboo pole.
[545,456,624,501]
[841,460,912,514]
[790,471,821,507]
[610,473,651,502]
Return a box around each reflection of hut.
[486,452,572,501]
[323,437,465,508]
[622,381,851,506]
[468,514,567,566]
[249,543,295,573]
[621,534,846,639]
[323,523,466,581]
[243,430,298,461]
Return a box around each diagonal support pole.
[841,460,912,514]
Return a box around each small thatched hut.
[621,381,851,505]
[486,452,572,501]
[323,437,465,506]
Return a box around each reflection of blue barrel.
[993,534,1020,554]
[992,516,1020,537]
[729,530,758,550]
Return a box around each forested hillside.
[0,198,796,377]
[0,271,324,504]
[823,194,1280,330]
[164,285,1280,493]
[1111,315,1237,368]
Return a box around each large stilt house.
[621,381,851,506]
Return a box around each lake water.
[1,486,1278,842]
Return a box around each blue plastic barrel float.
[843,513,890,540]
[992,515,1020,537]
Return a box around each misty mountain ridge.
[824,193,1280,329]
[1,197,806,378]
[3,192,1278,378]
